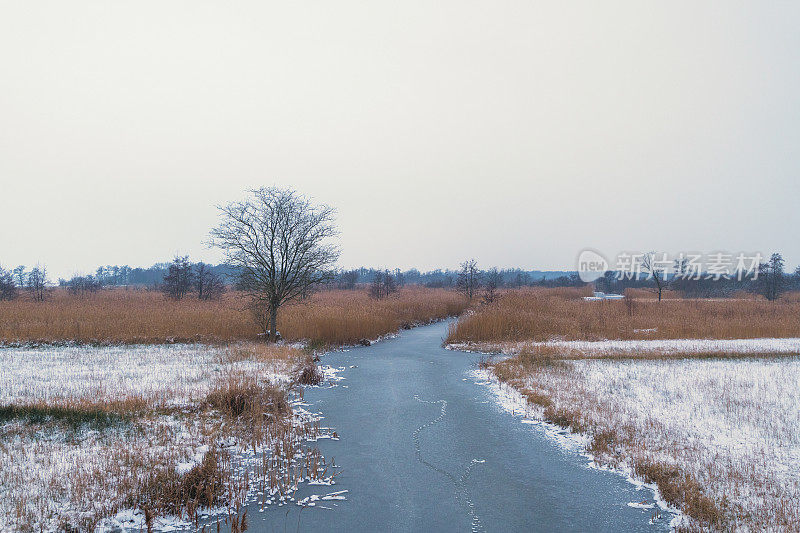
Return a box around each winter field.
[0,287,468,532]
[478,352,800,530]
[449,289,800,530]
[0,342,340,531]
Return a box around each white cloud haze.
[1,1,799,278]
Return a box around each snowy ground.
[470,368,681,527]
[480,353,800,530]
[0,343,293,406]
[0,343,337,532]
[449,336,800,358]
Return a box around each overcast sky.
[1,1,799,279]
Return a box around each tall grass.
[0,287,468,346]
[447,287,800,344]
[278,288,468,345]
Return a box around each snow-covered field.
[0,344,293,406]
[449,336,800,358]
[484,353,800,530]
[0,343,337,532]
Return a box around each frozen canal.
[247,320,671,532]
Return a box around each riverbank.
[472,348,800,530]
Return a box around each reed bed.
[447,287,800,344]
[279,287,467,345]
[0,287,468,346]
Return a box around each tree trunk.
[269,305,278,342]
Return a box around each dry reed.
[447,287,800,344]
[0,287,468,346]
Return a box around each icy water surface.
[247,321,671,532]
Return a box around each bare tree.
[369,270,385,299]
[757,252,785,301]
[195,262,225,300]
[369,270,398,299]
[383,269,398,296]
[26,265,48,302]
[66,275,102,295]
[162,256,195,300]
[0,266,18,301]
[596,270,617,293]
[483,267,501,303]
[13,265,25,288]
[456,259,481,300]
[512,270,531,288]
[210,187,339,341]
[337,269,359,290]
[640,252,667,301]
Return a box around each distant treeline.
[3,254,799,303]
[54,263,238,289]
[333,268,578,289]
[50,264,578,290]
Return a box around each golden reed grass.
[0,287,468,345]
[447,287,800,343]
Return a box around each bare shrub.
[195,262,225,301]
[482,267,501,304]
[296,356,323,385]
[456,259,481,300]
[369,270,398,299]
[26,265,48,302]
[162,256,195,300]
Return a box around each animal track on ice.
[413,395,485,532]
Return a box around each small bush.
[296,358,323,386]
[206,374,288,419]
[587,429,616,457]
[138,448,224,516]
[543,406,585,432]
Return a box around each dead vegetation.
[137,447,225,518]
[0,286,468,346]
[0,342,335,531]
[484,347,800,530]
[465,289,800,529]
[205,373,289,420]
[447,287,800,344]
[295,354,324,386]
